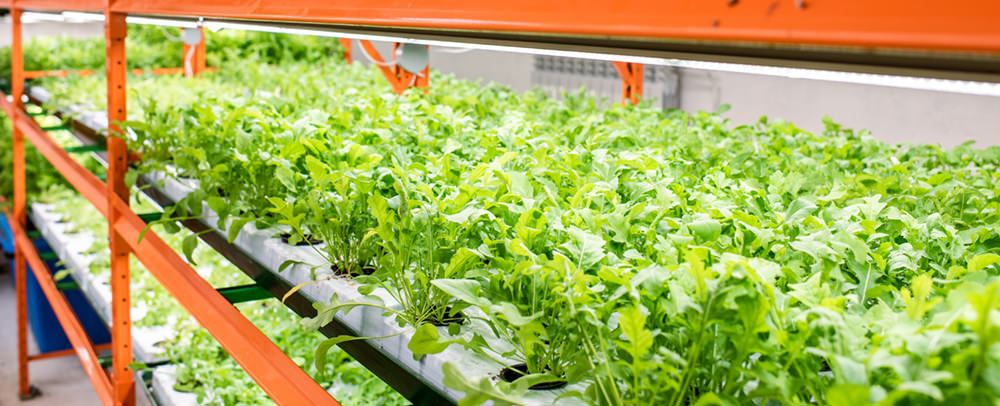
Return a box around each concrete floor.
[0,266,102,406]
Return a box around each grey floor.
[0,266,102,406]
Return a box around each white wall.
[679,69,1000,147]
[6,27,993,149]
[354,40,1000,148]
[0,18,104,46]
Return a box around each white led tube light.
[17,11,1000,97]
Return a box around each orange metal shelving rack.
[2,0,1000,405]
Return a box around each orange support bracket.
[339,38,352,64]
[182,27,206,77]
[612,61,643,105]
[359,40,428,94]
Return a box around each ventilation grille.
[531,55,679,109]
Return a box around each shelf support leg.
[358,40,429,95]
[105,9,136,406]
[612,61,643,105]
[12,6,36,400]
[391,42,429,92]
[339,38,352,64]
[182,27,206,77]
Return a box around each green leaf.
[181,233,199,265]
[825,384,870,404]
[315,335,364,372]
[206,196,226,214]
[432,279,490,307]
[275,166,297,191]
[53,269,72,282]
[408,323,458,360]
[692,393,724,406]
[900,273,941,320]
[227,218,251,243]
[127,362,149,371]
[618,306,653,359]
[559,226,605,269]
[688,217,722,242]
[443,248,480,278]
[495,302,540,327]
[442,362,525,406]
[278,259,300,272]
[851,261,883,304]
[969,253,1000,273]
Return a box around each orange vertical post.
[104,7,136,406]
[11,5,36,400]
[339,38,352,64]
[182,27,206,77]
[612,61,643,105]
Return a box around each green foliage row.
[0,25,344,86]
[39,185,407,405]
[0,27,345,203]
[29,56,1000,405]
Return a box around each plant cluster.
[38,184,407,405]
[27,55,1000,405]
[0,25,344,88]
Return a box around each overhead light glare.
[16,12,1000,96]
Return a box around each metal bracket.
[216,283,272,304]
[339,38,352,64]
[64,145,105,153]
[137,212,164,223]
[181,27,206,77]
[41,124,70,132]
[612,61,643,105]
[56,280,79,291]
[359,40,429,94]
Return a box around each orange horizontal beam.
[101,0,1000,54]
[0,92,109,217]
[10,216,114,405]
[109,197,340,406]
[7,0,103,11]
[29,343,113,361]
[24,67,218,79]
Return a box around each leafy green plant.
[23,44,1000,406]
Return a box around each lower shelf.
[30,203,169,364]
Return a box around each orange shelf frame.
[5,0,1000,404]
[5,2,341,405]
[3,0,995,54]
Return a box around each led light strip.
[17,11,1000,97]
[22,11,199,28]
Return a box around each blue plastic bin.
[10,236,111,353]
[0,214,14,255]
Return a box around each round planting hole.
[330,264,377,277]
[499,363,567,390]
[279,233,323,246]
[429,307,466,327]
